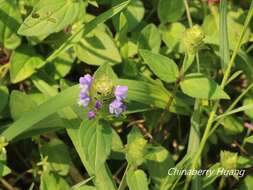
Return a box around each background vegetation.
[0,0,253,189]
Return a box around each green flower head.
[182,25,205,54]
[220,150,238,170]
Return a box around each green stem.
[184,0,202,189]
[218,176,225,190]
[155,54,187,133]
[117,164,130,190]
[208,83,253,137]
[184,0,193,27]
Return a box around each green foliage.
[138,24,161,53]
[40,139,71,176]
[180,73,230,99]
[126,169,149,190]
[18,0,85,37]
[0,86,9,113]
[0,0,253,190]
[75,25,121,66]
[126,128,148,166]
[80,119,112,173]
[139,50,179,83]
[158,0,185,23]
[0,0,22,49]
[10,45,44,83]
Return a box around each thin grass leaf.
[219,0,230,71]
[2,84,79,141]
[215,103,253,121]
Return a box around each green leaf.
[40,139,71,176]
[111,129,124,152]
[51,50,75,80]
[180,73,230,100]
[243,96,253,120]
[18,0,85,37]
[22,0,130,81]
[88,0,98,7]
[158,0,185,23]
[9,90,37,120]
[112,0,144,32]
[116,79,191,115]
[145,146,174,188]
[2,84,80,141]
[237,156,253,168]
[219,0,230,71]
[162,22,186,53]
[126,170,149,190]
[80,119,112,173]
[40,172,70,190]
[244,136,253,144]
[220,116,244,135]
[74,186,97,190]
[202,163,222,188]
[45,0,130,64]
[203,12,250,50]
[138,24,161,53]
[0,85,9,113]
[0,162,11,178]
[10,45,44,83]
[126,128,147,166]
[0,0,22,49]
[14,114,66,140]
[75,26,121,65]
[160,155,191,190]
[139,50,179,83]
[216,103,253,121]
[32,79,117,190]
[239,175,253,190]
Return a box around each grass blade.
[219,0,230,71]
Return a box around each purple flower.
[78,74,93,108]
[78,94,90,107]
[109,99,126,117]
[79,74,93,92]
[95,100,102,110]
[114,86,128,101]
[87,111,96,120]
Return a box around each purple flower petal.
[109,99,125,117]
[79,74,93,90]
[87,111,96,120]
[114,86,128,101]
[79,91,88,99]
[95,100,102,110]
[78,96,90,107]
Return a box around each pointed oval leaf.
[158,0,185,23]
[80,119,112,173]
[10,45,44,83]
[18,0,85,37]
[0,86,9,113]
[126,170,149,190]
[139,50,179,83]
[180,73,230,100]
[138,24,161,53]
[0,0,22,49]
